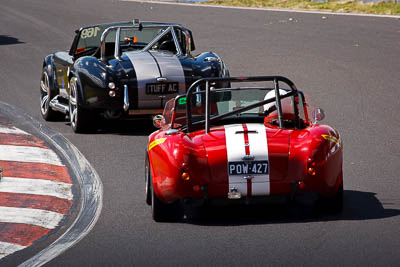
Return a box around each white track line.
[0,125,29,135]
[0,207,64,229]
[0,177,72,200]
[0,242,26,260]
[0,145,63,166]
[121,0,400,19]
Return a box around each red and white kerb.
[224,123,270,197]
[0,125,73,260]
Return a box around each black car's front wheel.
[69,76,91,133]
[40,66,63,121]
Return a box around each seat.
[158,40,176,53]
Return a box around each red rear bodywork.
[148,121,342,203]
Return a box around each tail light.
[181,163,190,181]
[307,158,316,176]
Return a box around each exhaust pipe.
[49,96,69,114]
[123,84,129,111]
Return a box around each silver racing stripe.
[126,51,185,109]
[126,52,160,109]
[151,52,186,95]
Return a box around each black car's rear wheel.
[69,76,91,133]
[40,67,64,121]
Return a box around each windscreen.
[163,97,187,128]
[119,28,162,51]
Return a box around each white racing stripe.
[225,123,269,196]
[225,124,248,196]
[0,177,72,200]
[0,241,26,260]
[246,124,270,195]
[0,207,64,229]
[0,125,29,135]
[0,145,63,166]
[225,125,246,162]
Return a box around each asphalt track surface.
[0,0,399,266]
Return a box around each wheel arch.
[69,56,109,107]
[147,134,187,204]
[193,52,230,80]
[298,125,343,195]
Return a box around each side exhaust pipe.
[123,84,129,112]
[49,96,69,114]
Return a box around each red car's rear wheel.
[317,178,343,214]
[150,170,182,222]
[145,155,151,205]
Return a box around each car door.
[53,51,74,98]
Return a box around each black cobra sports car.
[40,20,229,132]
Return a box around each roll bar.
[185,76,300,133]
[100,21,192,61]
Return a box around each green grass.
[203,0,400,15]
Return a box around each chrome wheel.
[69,77,78,130]
[69,76,91,133]
[40,70,50,115]
[40,66,63,121]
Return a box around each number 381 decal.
[81,27,101,39]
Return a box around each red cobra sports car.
[145,76,343,221]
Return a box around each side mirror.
[312,108,325,125]
[153,114,165,129]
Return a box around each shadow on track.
[95,119,156,136]
[66,117,157,136]
[182,190,400,226]
[0,35,24,46]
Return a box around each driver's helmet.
[263,89,294,123]
[263,89,288,114]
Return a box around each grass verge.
[204,0,400,15]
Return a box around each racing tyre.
[40,66,64,121]
[69,76,91,133]
[145,154,151,205]
[318,181,343,214]
[150,172,182,222]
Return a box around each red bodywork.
[148,121,342,203]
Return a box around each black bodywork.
[40,20,229,132]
